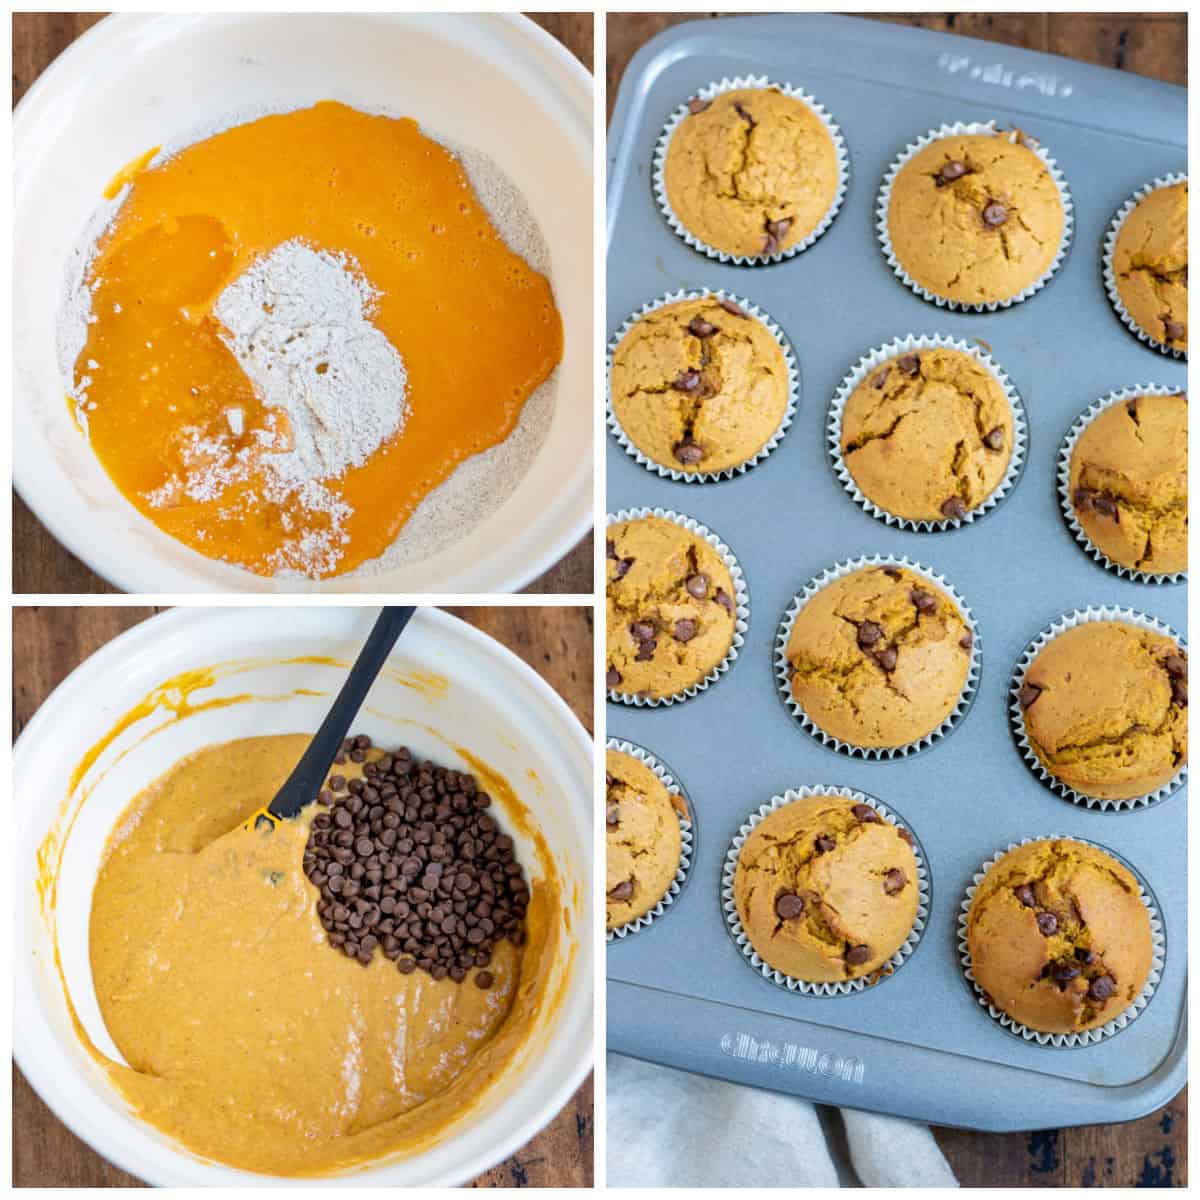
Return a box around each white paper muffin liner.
[652,74,849,265]
[607,289,799,482]
[958,835,1166,1048]
[1102,173,1188,359]
[721,786,930,996]
[775,555,981,758]
[605,738,695,941]
[876,121,1074,311]
[606,507,750,707]
[828,334,1027,530]
[1010,607,1188,811]
[1057,385,1187,584]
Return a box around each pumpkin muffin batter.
[663,87,840,258]
[967,839,1154,1035]
[887,128,1064,306]
[1019,621,1187,801]
[734,795,919,983]
[1069,392,1188,575]
[1112,181,1188,353]
[88,734,558,1176]
[70,102,562,579]
[841,346,1014,522]
[786,565,972,749]
[611,295,789,473]
[605,749,682,930]
[606,515,737,700]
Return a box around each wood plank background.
[12,604,594,1187]
[11,11,593,595]
[606,10,1186,1189]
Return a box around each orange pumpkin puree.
[73,102,562,578]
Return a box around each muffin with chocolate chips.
[1068,392,1187,576]
[611,295,790,474]
[840,346,1014,523]
[1111,180,1187,353]
[605,748,684,930]
[967,838,1154,1035]
[733,794,919,983]
[886,126,1065,306]
[784,564,973,749]
[662,86,841,259]
[1018,620,1187,801]
[606,514,738,700]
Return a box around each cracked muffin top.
[611,295,790,474]
[663,87,840,258]
[606,515,737,700]
[1113,181,1187,353]
[1069,392,1187,576]
[967,838,1154,1035]
[733,794,919,983]
[887,128,1064,305]
[785,565,972,749]
[841,346,1014,522]
[605,748,684,930]
[1019,621,1187,801]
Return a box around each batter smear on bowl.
[66,102,563,578]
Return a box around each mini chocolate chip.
[1092,494,1119,521]
[897,354,920,377]
[765,217,791,241]
[606,667,621,689]
[852,804,880,823]
[761,231,779,256]
[775,892,805,920]
[674,439,705,465]
[1088,974,1116,1001]
[815,834,836,854]
[941,496,968,520]
[715,588,734,614]
[1036,912,1058,936]
[1164,318,1186,341]
[635,639,657,662]
[1014,884,1036,907]
[983,426,1005,450]
[884,869,906,895]
[1172,678,1187,707]
[959,633,974,651]
[686,573,709,599]
[937,159,968,185]
[718,298,747,318]
[673,619,697,643]
[1075,947,1097,964]
[1051,961,1080,984]
[688,97,710,114]
[688,315,719,338]
[883,567,902,579]
[673,369,701,392]
[608,880,634,901]
[397,956,417,974]
[982,201,1008,227]
[606,804,620,828]
[845,945,871,966]
[1019,683,1042,709]
[614,557,633,579]
[630,620,656,643]
[910,587,937,614]
[874,645,898,672]
[872,368,890,389]
[475,970,495,989]
[857,620,884,649]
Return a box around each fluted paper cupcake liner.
[652,74,848,265]
[828,334,1027,530]
[958,835,1166,1048]
[605,737,694,941]
[775,555,981,758]
[721,786,930,996]
[1010,607,1188,810]
[1102,173,1188,359]
[606,507,749,707]
[1057,385,1187,584]
[607,290,799,483]
[876,121,1074,311]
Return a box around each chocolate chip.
[674,439,705,465]
[1019,683,1042,709]
[845,945,871,966]
[872,368,890,390]
[857,621,884,649]
[715,588,734,615]
[1088,975,1116,1001]
[635,639,657,662]
[982,201,1008,227]
[897,354,920,377]
[1092,494,1119,521]
[873,645,898,672]
[774,892,805,920]
[937,159,967,185]
[1166,654,1187,678]
[852,804,880,824]
[686,573,709,599]
[910,587,937,614]
[761,231,779,256]
[941,496,967,520]
[884,869,906,895]
[673,369,701,392]
[814,834,836,854]
[718,298,747,318]
[614,557,633,579]
[606,804,620,828]
[1036,912,1058,936]
[1050,961,1080,984]
[475,970,495,989]
[1164,318,1186,342]
[765,218,791,242]
[607,667,621,689]
[1172,677,1187,707]
[688,315,719,339]
[1014,884,1036,907]
[687,97,710,114]
[983,426,1005,450]
[673,619,697,643]
[608,880,634,901]
[630,620,656,643]
[960,633,974,651]
[1075,947,1097,965]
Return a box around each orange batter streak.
[74,102,563,578]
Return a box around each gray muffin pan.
[606,13,1186,1131]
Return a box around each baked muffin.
[785,564,972,748]
[605,748,683,930]
[841,346,1014,522]
[733,794,919,983]
[1069,392,1187,576]
[887,127,1064,306]
[606,515,737,700]
[663,86,840,258]
[1112,181,1187,353]
[1019,621,1187,801]
[966,839,1154,1035]
[611,296,789,474]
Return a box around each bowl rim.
[13,605,595,1185]
[13,11,594,594]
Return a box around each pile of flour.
[57,103,557,581]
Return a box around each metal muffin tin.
[606,13,1186,1131]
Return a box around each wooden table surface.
[606,10,1186,1189]
[11,11,594,596]
[12,604,594,1187]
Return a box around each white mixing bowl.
[14,607,593,1185]
[13,13,592,592]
